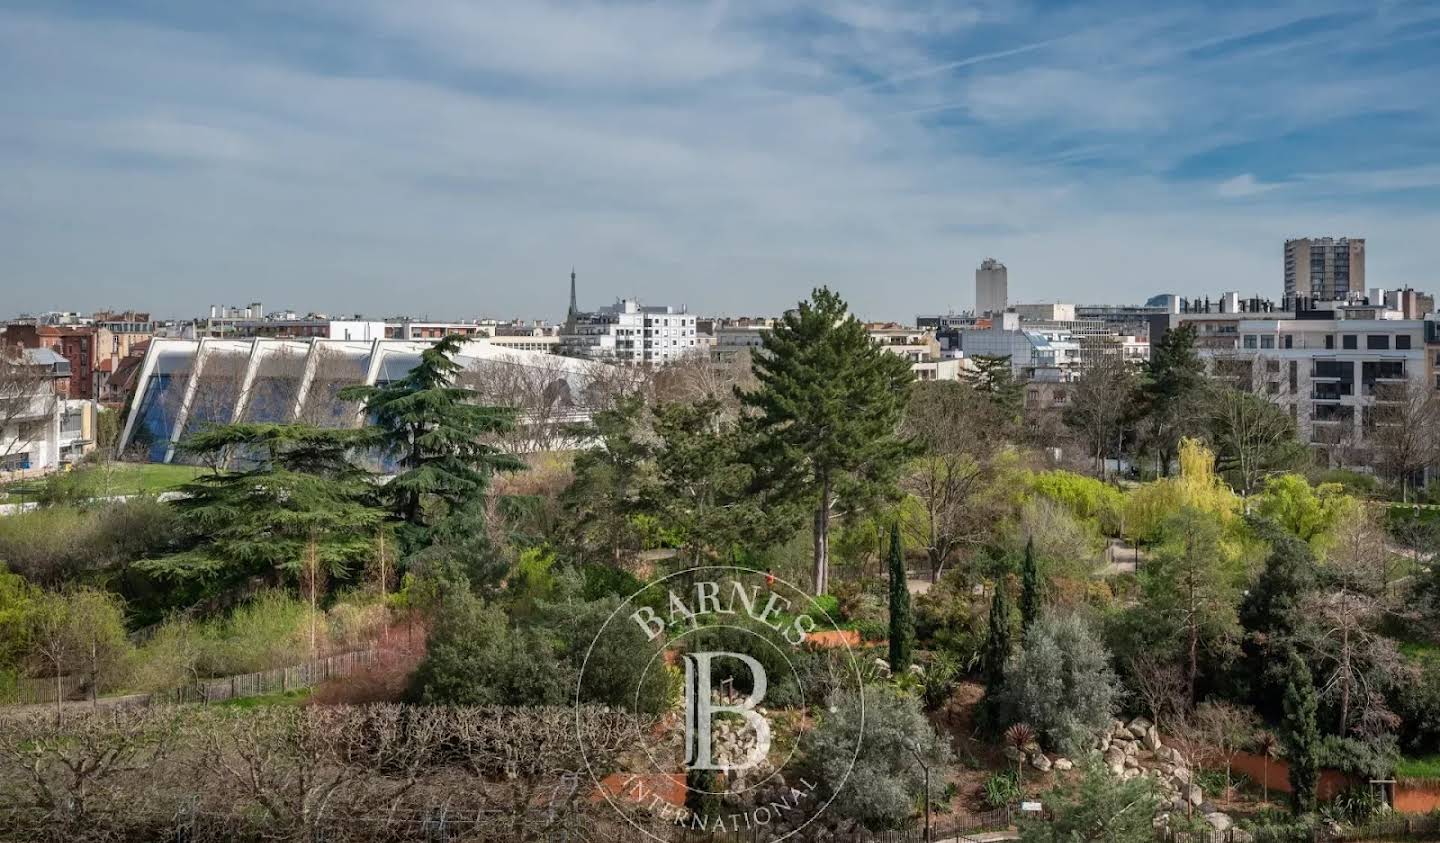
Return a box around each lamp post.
[907,740,931,842]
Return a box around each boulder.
[872,658,891,678]
[1142,725,1161,751]
[1171,766,1191,785]
[1127,717,1153,739]
[1123,740,1140,757]
[1205,812,1233,832]
[1120,767,1141,780]
[1124,755,1140,770]
[1103,746,1126,770]
[1184,784,1203,807]
[1030,753,1052,772]
[1053,757,1074,772]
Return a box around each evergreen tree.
[1281,649,1321,815]
[887,522,913,672]
[562,396,655,565]
[342,335,524,535]
[137,423,385,601]
[1238,519,1318,716]
[1140,322,1205,475]
[981,577,1013,725]
[961,355,1024,423]
[1020,537,1041,633]
[741,287,915,595]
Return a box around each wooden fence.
[4,647,381,708]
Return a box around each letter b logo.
[681,652,770,771]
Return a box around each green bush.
[1002,611,1121,755]
[854,618,889,642]
[983,770,1022,809]
[0,499,177,584]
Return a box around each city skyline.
[4,1,1440,321]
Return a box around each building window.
[1325,335,1335,350]
[1342,335,1357,350]
[1366,335,1390,350]
[1283,335,1293,349]
[1396,335,1411,350]
[1289,361,1298,392]
[1260,336,1275,349]
[1243,335,1257,349]
[1266,359,1280,373]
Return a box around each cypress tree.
[887,522,914,672]
[1281,650,1320,815]
[981,578,1012,725]
[1020,537,1041,633]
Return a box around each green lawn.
[1396,754,1440,779]
[0,462,202,500]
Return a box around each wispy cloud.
[1216,174,1281,198]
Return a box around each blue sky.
[3,0,1439,321]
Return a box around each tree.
[1192,701,1258,798]
[900,380,1010,580]
[650,399,789,568]
[1020,537,1041,633]
[1252,474,1350,554]
[137,423,385,599]
[1003,611,1121,754]
[342,334,524,534]
[0,345,60,468]
[1281,650,1321,815]
[981,577,1012,727]
[741,287,915,595]
[1139,323,1204,475]
[1139,507,1241,706]
[801,686,951,830]
[26,588,131,719]
[1367,382,1440,501]
[1063,342,1139,480]
[1203,385,1307,496]
[887,523,913,673]
[961,354,1024,422]
[561,396,654,566]
[1238,521,1318,716]
[1019,758,1160,843]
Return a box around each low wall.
[1394,779,1440,814]
[1227,751,1357,801]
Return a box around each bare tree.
[297,346,368,428]
[900,380,1009,581]
[458,354,582,454]
[1129,651,1189,730]
[1063,340,1138,480]
[1367,381,1440,502]
[0,345,60,471]
[1192,701,1258,798]
[1203,382,1306,497]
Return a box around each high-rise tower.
[975,258,1008,316]
[565,268,579,333]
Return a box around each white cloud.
[1216,173,1279,198]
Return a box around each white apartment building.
[1,348,67,478]
[1194,312,1428,465]
[561,299,700,365]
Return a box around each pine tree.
[342,335,524,534]
[887,522,914,673]
[1020,537,1041,633]
[981,577,1013,726]
[1140,323,1205,475]
[1280,649,1320,816]
[741,287,915,595]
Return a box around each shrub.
[983,771,1022,809]
[1019,758,1160,843]
[1029,470,1124,535]
[800,686,952,829]
[202,591,314,676]
[1002,611,1121,755]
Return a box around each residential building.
[1011,303,1076,322]
[944,312,1083,380]
[560,298,700,365]
[1284,237,1365,300]
[1186,303,1427,468]
[865,323,938,364]
[975,258,1008,316]
[0,348,68,478]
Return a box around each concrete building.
[1011,303,1076,322]
[116,337,608,463]
[975,258,1008,316]
[1285,237,1365,300]
[945,312,1083,380]
[1184,304,1429,468]
[560,298,700,365]
[865,323,939,364]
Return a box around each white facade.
[1197,316,1428,464]
[0,350,66,478]
[975,258,1008,316]
[1011,303,1076,322]
[561,299,700,365]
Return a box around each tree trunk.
[813,473,831,596]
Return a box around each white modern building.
[0,348,67,478]
[561,299,700,365]
[1188,309,1429,466]
[116,337,608,463]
